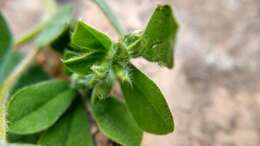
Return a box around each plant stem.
[0,0,58,141]
[0,101,6,140]
[0,47,40,141]
[94,0,125,36]
[3,48,40,100]
[14,23,46,48]
[14,0,58,48]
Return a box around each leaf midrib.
[11,90,70,125]
[133,81,170,130]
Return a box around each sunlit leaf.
[121,64,174,134]
[142,5,178,68]
[7,80,75,134]
[71,21,112,52]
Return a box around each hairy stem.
[94,0,125,36]
[0,47,40,141]
[0,102,6,140]
[3,48,40,100]
[0,0,58,141]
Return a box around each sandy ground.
[1,0,260,146]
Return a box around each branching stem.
[14,23,46,48]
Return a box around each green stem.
[0,47,39,141]
[4,0,58,107]
[14,0,58,48]
[0,0,58,141]
[94,0,125,36]
[1,47,40,103]
[14,22,46,48]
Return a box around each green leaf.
[120,64,174,134]
[0,13,15,138]
[0,51,23,85]
[7,132,41,144]
[0,13,12,57]
[142,5,178,68]
[7,80,75,134]
[50,27,71,53]
[35,5,73,48]
[92,97,143,146]
[39,99,93,146]
[63,50,105,75]
[71,21,112,52]
[65,20,113,75]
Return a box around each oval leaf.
[120,64,174,134]
[142,5,178,68]
[7,80,75,134]
[39,100,93,146]
[71,21,112,52]
[92,97,143,146]
[35,5,73,48]
[0,13,12,57]
[50,28,71,53]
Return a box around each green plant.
[0,0,178,146]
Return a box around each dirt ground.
[1,0,260,146]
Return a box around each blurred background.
[1,0,260,146]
